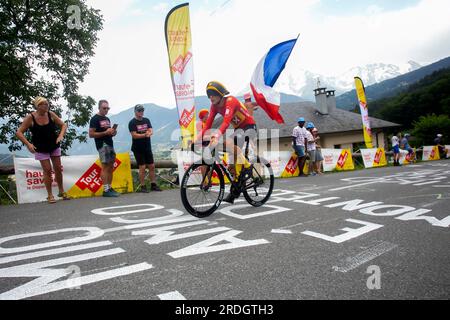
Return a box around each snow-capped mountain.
[274,61,422,100]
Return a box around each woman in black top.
[16,97,70,203]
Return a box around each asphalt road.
[0,160,449,300]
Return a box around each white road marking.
[271,229,293,234]
[158,291,187,300]
[332,241,398,273]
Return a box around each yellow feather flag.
[165,3,196,149]
[354,77,374,149]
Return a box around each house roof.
[213,101,400,138]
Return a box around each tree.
[0,0,103,153]
[412,114,450,147]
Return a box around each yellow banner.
[372,148,387,167]
[335,149,355,171]
[67,153,133,198]
[355,77,373,149]
[423,146,440,161]
[281,152,309,178]
[165,3,196,149]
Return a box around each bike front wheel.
[180,164,225,218]
[243,156,274,207]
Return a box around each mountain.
[274,61,422,101]
[335,56,450,110]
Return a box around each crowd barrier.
[1,145,449,204]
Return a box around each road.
[0,160,449,300]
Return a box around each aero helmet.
[206,81,230,98]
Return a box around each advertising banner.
[422,146,440,161]
[399,149,414,165]
[263,151,309,177]
[165,3,196,149]
[354,77,374,149]
[14,153,133,204]
[321,149,355,172]
[360,148,387,168]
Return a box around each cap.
[134,104,145,112]
[306,122,315,129]
[437,134,443,137]
[198,109,209,120]
[297,117,305,123]
[243,93,252,101]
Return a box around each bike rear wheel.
[180,164,225,218]
[243,156,274,207]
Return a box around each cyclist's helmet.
[198,109,209,120]
[206,81,230,98]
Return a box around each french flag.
[250,37,298,124]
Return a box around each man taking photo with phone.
[89,99,120,197]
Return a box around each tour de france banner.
[14,154,133,204]
[263,151,310,178]
[354,77,374,149]
[165,3,196,150]
[422,146,440,161]
[360,148,387,168]
[321,149,355,172]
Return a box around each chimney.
[314,87,328,115]
[326,90,336,112]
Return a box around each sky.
[80,0,450,113]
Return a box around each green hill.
[368,67,450,128]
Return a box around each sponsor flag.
[354,77,374,148]
[251,37,299,124]
[165,3,196,149]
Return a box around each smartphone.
[112,124,118,130]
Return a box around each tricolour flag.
[250,37,299,124]
[165,3,196,149]
[354,77,374,148]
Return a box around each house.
[253,87,401,154]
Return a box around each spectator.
[292,117,308,176]
[392,133,401,166]
[400,133,415,163]
[89,100,120,197]
[243,92,258,117]
[312,128,324,174]
[16,97,70,203]
[434,134,447,159]
[305,122,317,176]
[129,104,162,193]
[197,108,209,134]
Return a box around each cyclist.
[195,81,257,204]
